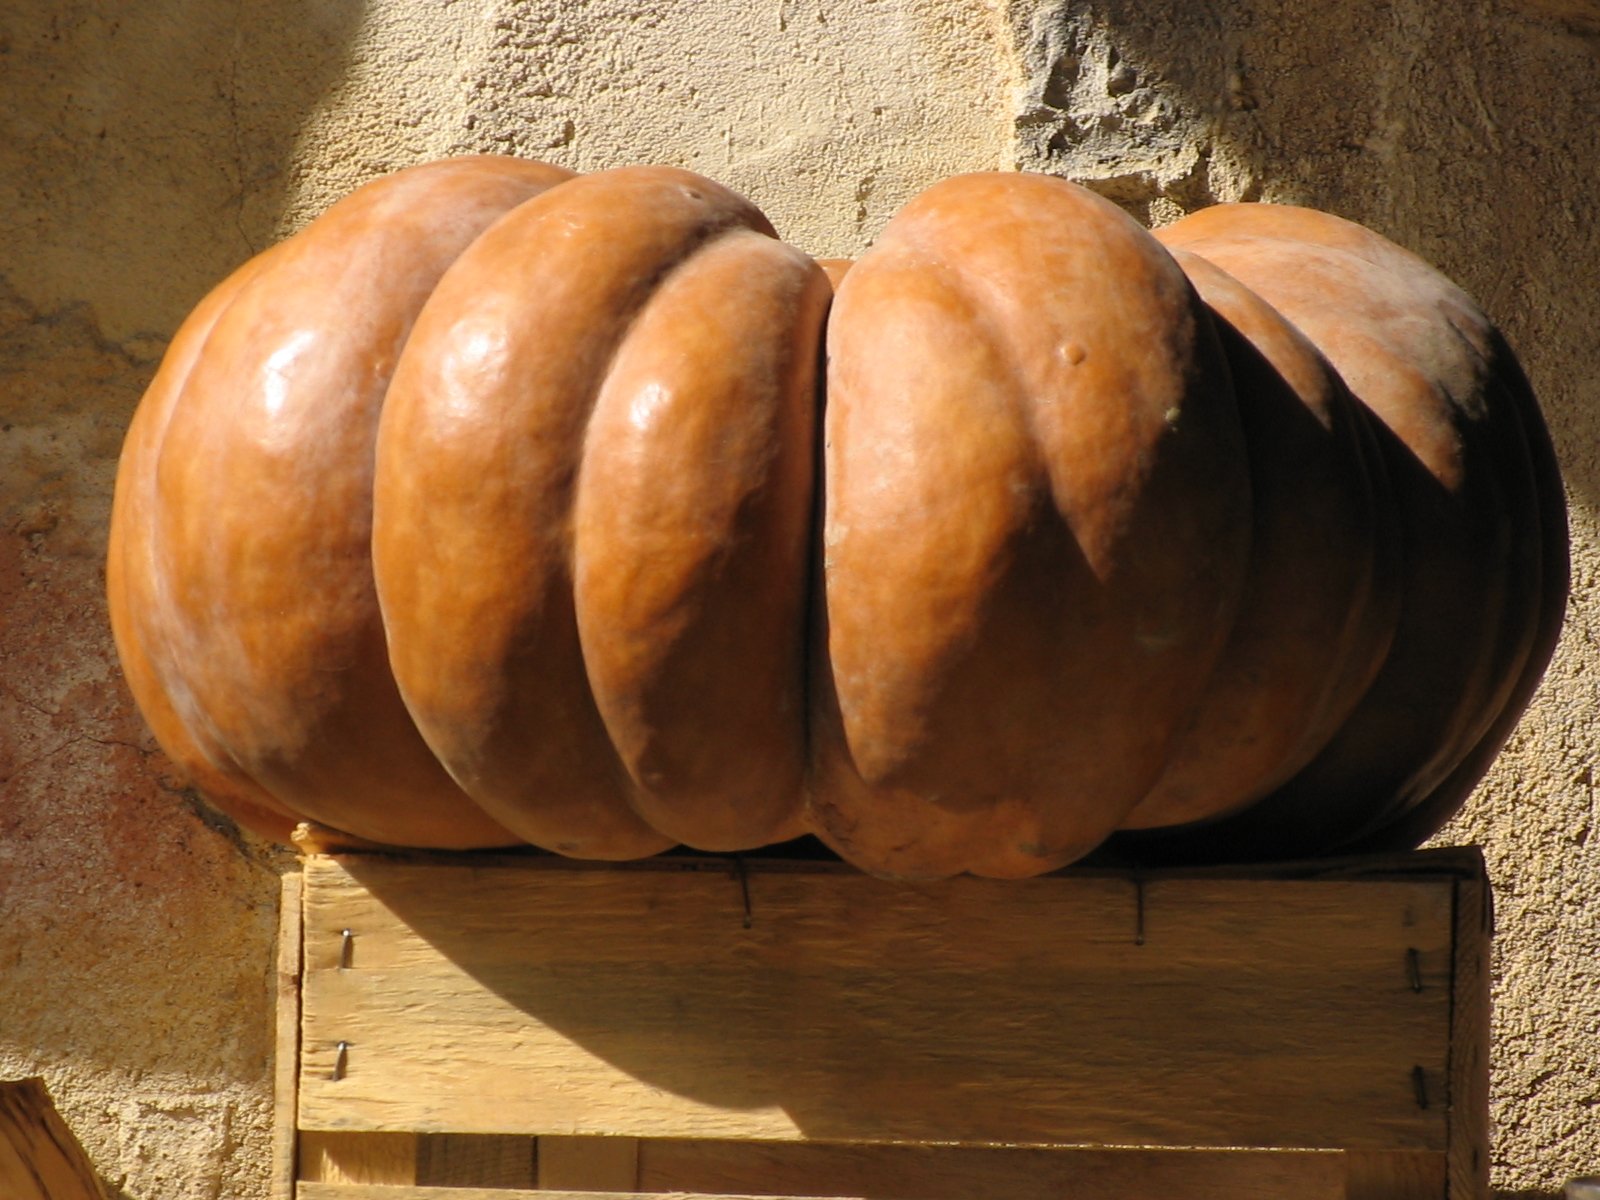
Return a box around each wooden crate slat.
[639,1138,1350,1200]
[298,1188,869,1200]
[273,872,304,1200]
[420,1134,537,1187]
[1448,872,1492,1199]
[0,1078,108,1200]
[297,857,1453,1151]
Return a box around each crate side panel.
[298,858,1452,1150]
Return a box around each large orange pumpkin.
[107,156,1566,877]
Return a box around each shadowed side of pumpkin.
[1112,203,1563,863]
[810,173,1253,879]
[1118,248,1402,831]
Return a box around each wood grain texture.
[639,1138,1346,1199]
[299,1131,417,1184]
[297,855,1454,1151]
[1345,1150,1448,1198]
[418,1135,535,1188]
[537,1136,638,1190]
[0,1078,108,1200]
[273,871,303,1200]
[1448,872,1493,1200]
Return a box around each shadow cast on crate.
[310,849,1473,1159]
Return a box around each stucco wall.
[2,1,1596,1196]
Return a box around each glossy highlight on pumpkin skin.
[106,250,300,844]
[111,156,574,849]
[373,167,826,858]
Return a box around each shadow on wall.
[1,0,369,348]
[1009,0,1600,509]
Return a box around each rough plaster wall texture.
[279,0,1013,256]
[3,0,1599,1196]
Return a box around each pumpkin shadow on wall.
[1015,0,1600,509]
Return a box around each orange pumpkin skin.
[108,156,574,848]
[107,253,300,845]
[811,174,1252,879]
[373,167,829,857]
[1119,249,1401,830]
[1117,203,1563,861]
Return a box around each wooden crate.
[273,847,1491,1200]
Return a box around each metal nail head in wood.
[331,1041,349,1082]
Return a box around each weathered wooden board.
[297,854,1457,1152]
[298,1131,539,1187]
[539,1135,639,1190]
[1448,869,1492,1199]
[273,871,303,1200]
[638,1137,1349,1199]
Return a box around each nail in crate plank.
[299,857,1452,1150]
[638,1138,1347,1200]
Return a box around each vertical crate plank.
[1448,870,1492,1200]
[272,870,303,1200]
[537,1136,640,1190]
